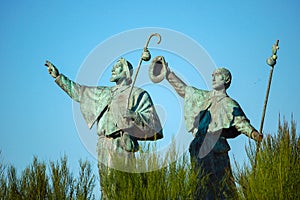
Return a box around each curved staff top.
[127,33,161,109]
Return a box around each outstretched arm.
[45,61,82,102]
[165,64,188,98]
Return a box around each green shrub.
[49,156,75,199]
[20,157,48,200]
[2,118,298,199]
[0,155,95,200]
[99,141,204,200]
[235,119,300,200]
[75,160,96,200]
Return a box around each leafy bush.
[0,155,95,200]
[235,119,300,200]
[1,118,299,199]
[99,142,205,200]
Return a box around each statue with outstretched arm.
[149,56,262,199]
[45,55,163,199]
[45,57,162,155]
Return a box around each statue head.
[110,58,133,85]
[212,68,232,90]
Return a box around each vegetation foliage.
[1,119,299,199]
[99,143,205,199]
[235,119,300,200]
[0,155,95,200]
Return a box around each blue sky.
[1,0,299,193]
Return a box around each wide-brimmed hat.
[149,56,167,83]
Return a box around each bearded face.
[110,60,126,83]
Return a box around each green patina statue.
[45,57,163,156]
[45,55,163,198]
[150,56,263,199]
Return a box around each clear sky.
[1,0,299,194]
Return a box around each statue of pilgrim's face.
[110,60,126,82]
[212,69,226,91]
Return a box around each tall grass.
[235,119,300,199]
[0,155,95,200]
[99,142,207,200]
[1,118,299,199]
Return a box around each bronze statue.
[45,52,163,198]
[149,56,262,199]
[45,56,163,156]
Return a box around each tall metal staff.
[127,33,161,109]
[256,40,280,161]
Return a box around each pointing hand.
[45,60,60,78]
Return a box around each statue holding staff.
[45,34,163,199]
[149,56,262,199]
